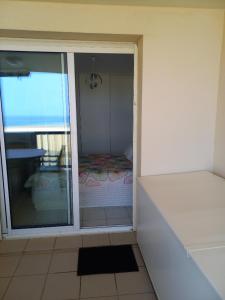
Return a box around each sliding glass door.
[0,42,135,235]
[0,51,73,229]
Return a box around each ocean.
[4,116,70,127]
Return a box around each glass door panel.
[75,53,134,229]
[0,51,73,229]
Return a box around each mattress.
[25,154,133,209]
[79,154,133,208]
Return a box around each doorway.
[75,53,134,228]
[0,40,136,237]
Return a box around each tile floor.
[80,206,133,228]
[0,232,157,300]
[13,201,132,229]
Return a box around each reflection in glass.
[0,51,73,229]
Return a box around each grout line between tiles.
[115,292,158,299]
[0,233,150,300]
[0,244,26,300]
[78,272,82,299]
[24,238,31,253]
[39,238,56,300]
[1,276,12,300]
[12,253,24,276]
[24,238,30,251]
[114,273,119,297]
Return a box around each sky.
[0,72,70,127]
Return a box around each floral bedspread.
[79,154,132,173]
[25,154,133,189]
[79,154,133,185]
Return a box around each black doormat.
[77,244,139,276]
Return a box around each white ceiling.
[10,0,225,9]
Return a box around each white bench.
[137,171,225,300]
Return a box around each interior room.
[75,53,134,228]
[1,0,225,300]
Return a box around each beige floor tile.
[119,294,157,300]
[42,272,80,300]
[81,219,107,228]
[109,232,137,245]
[82,208,106,221]
[49,251,78,273]
[25,237,55,252]
[105,207,129,219]
[15,253,51,276]
[54,235,82,250]
[107,218,131,226]
[0,255,20,277]
[132,246,145,267]
[0,277,10,298]
[4,275,45,300]
[116,267,153,295]
[0,239,27,254]
[82,234,110,247]
[80,274,117,298]
[82,297,118,300]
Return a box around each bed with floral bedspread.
[79,154,132,185]
[25,154,133,210]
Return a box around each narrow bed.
[25,153,133,210]
[79,154,133,207]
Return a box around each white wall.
[76,54,133,154]
[214,12,225,178]
[78,73,133,154]
[79,72,110,154]
[110,74,133,154]
[0,1,223,176]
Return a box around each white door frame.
[0,38,137,238]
